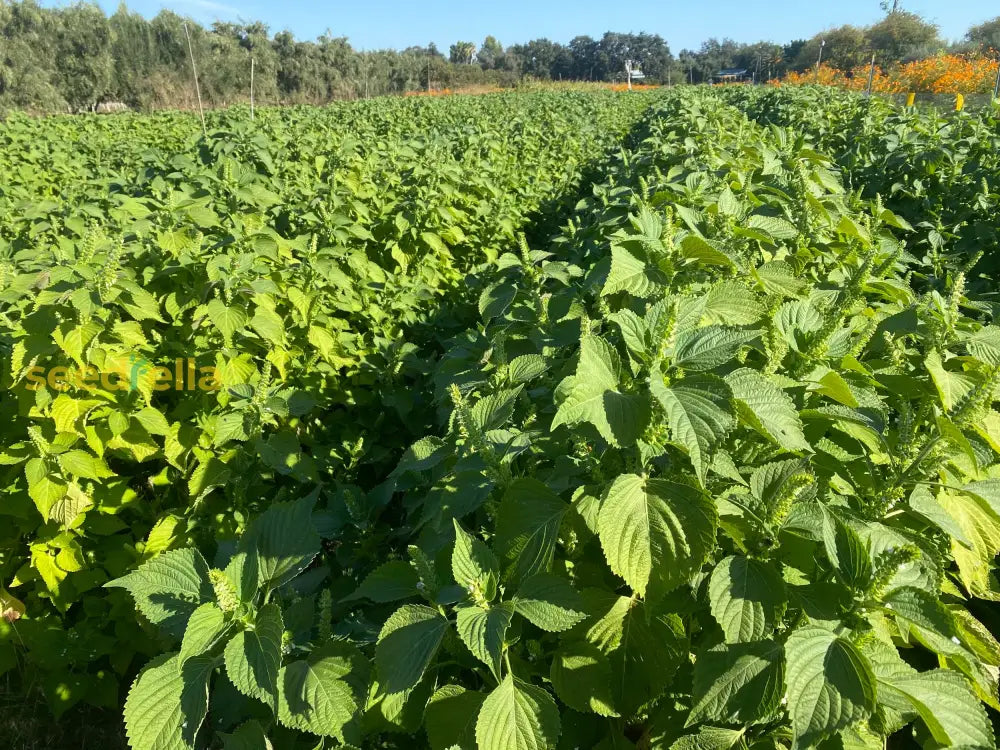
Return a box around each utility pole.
[183,22,206,136]
[815,39,826,83]
[625,59,633,90]
[865,52,876,97]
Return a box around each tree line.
[0,0,998,113]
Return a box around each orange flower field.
[774,53,1000,95]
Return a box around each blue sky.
[56,0,999,51]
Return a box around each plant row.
[115,88,1000,749]
[722,86,1000,282]
[0,90,656,716]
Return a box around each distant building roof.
[718,68,748,76]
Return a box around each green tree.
[794,26,868,72]
[865,11,940,64]
[732,41,784,80]
[508,39,565,78]
[568,35,601,80]
[108,3,156,106]
[54,2,113,111]
[966,17,1000,51]
[692,38,743,82]
[449,41,475,65]
[478,36,503,69]
[0,0,65,110]
[599,32,671,82]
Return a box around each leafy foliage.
[0,90,650,721]
[7,85,1000,750]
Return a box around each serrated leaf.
[124,653,214,750]
[50,394,103,434]
[881,586,969,663]
[205,299,247,347]
[689,640,784,725]
[134,406,170,436]
[513,573,586,632]
[105,548,212,639]
[57,449,111,480]
[250,307,286,347]
[650,373,735,486]
[672,326,756,372]
[507,354,548,384]
[470,387,522,432]
[225,603,283,710]
[754,260,809,298]
[671,726,745,750]
[344,560,418,603]
[376,605,449,694]
[220,720,271,750]
[747,213,798,240]
[494,479,567,586]
[552,336,649,447]
[750,458,810,511]
[888,669,994,748]
[456,602,514,678]
[701,282,765,326]
[425,685,485,750]
[188,456,230,502]
[238,493,319,589]
[277,641,368,741]
[611,604,683,718]
[452,520,500,599]
[726,368,810,452]
[826,517,872,590]
[938,489,1000,599]
[784,626,876,747]
[708,556,785,643]
[925,350,977,413]
[598,475,717,603]
[602,244,661,298]
[680,234,740,269]
[179,602,229,664]
[475,675,560,750]
[550,640,618,717]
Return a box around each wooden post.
[865,53,876,97]
[993,60,1000,100]
[250,56,255,121]
[183,22,206,136]
[815,40,826,84]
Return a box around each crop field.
[2,87,1000,750]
